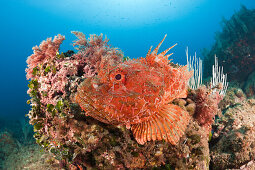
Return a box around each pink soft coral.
[26,34,65,80]
[26,32,123,105]
[26,31,124,135]
[71,31,122,77]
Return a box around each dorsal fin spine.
[151,34,167,55]
[159,43,177,56]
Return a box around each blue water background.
[0,0,254,119]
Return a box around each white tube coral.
[186,47,203,90]
[210,55,228,96]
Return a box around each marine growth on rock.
[25,31,225,169]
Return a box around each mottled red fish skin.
[76,55,191,123]
[75,37,192,144]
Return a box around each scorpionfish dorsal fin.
[131,104,190,145]
[145,34,177,67]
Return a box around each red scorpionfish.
[75,35,193,145]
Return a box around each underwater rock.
[244,71,255,98]
[240,160,255,170]
[218,87,246,110]
[25,32,224,169]
[4,144,59,170]
[0,131,20,169]
[211,98,255,169]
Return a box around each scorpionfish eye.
[109,68,126,84]
[115,74,122,80]
[112,72,125,83]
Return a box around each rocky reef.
[203,6,255,97]
[25,31,228,169]
[201,7,255,168]
[210,88,255,169]
[25,29,255,169]
[0,131,19,169]
[0,118,53,169]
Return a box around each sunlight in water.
[26,0,205,27]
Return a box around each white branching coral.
[186,48,228,96]
[186,47,203,89]
[210,55,228,96]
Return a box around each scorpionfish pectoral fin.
[131,104,190,145]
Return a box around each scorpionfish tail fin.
[131,104,190,145]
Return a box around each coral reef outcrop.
[210,88,255,169]
[201,6,255,167]
[25,32,226,169]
